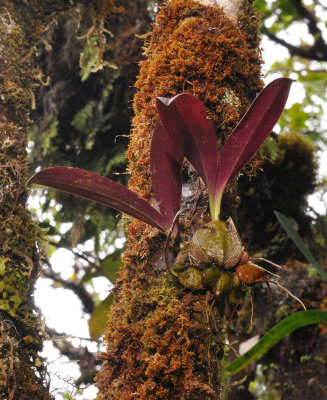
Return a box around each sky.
[32,13,327,400]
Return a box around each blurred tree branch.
[45,327,101,386]
[42,261,95,314]
[263,0,327,61]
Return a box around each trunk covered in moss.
[0,1,138,397]
[96,1,263,399]
[0,2,76,398]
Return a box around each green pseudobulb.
[213,273,232,299]
[201,266,222,288]
[173,266,204,290]
[189,220,243,268]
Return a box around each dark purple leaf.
[28,167,166,230]
[150,120,183,227]
[156,93,218,196]
[213,77,293,219]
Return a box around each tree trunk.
[0,2,76,399]
[96,1,263,399]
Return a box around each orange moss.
[127,0,262,226]
[96,1,263,398]
[97,273,224,399]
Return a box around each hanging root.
[250,290,254,328]
[250,257,284,269]
[252,264,281,279]
[259,279,307,310]
[226,300,240,332]
[264,280,273,301]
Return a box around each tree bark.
[0,2,77,398]
[96,1,263,399]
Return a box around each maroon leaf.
[156,93,218,196]
[150,120,183,226]
[213,77,293,220]
[28,167,167,230]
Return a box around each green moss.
[0,1,145,398]
[0,119,51,398]
[0,2,80,398]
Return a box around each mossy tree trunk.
[96,1,262,399]
[0,2,77,399]
[1,2,136,397]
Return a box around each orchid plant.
[155,77,293,222]
[28,117,184,233]
[29,78,292,232]
[29,77,306,308]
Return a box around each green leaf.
[274,211,327,281]
[224,310,327,375]
[253,0,269,15]
[80,249,122,283]
[99,251,122,283]
[88,293,114,339]
[285,103,309,131]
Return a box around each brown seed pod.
[189,219,243,268]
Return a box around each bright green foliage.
[275,211,327,281]
[89,294,114,339]
[270,58,327,145]
[224,310,327,375]
[255,0,318,33]
[98,252,122,283]
[81,249,123,284]
[80,36,118,81]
